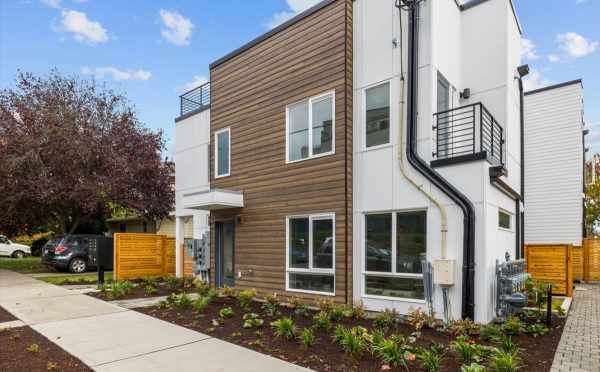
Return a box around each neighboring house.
[106,214,200,239]
[524,80,587,248]
[175,0,526,323]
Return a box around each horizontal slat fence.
[525,244,573,297]
[114,234,176,280]
[572,246,584,281]
[584,238,600,282]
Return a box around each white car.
[0,235,31,258]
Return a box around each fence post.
[584,238,590,282]
[567,244,574,298]
[546,284,552,327]
[161,236,167,277]
[113,233,119,281]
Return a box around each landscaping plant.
[271,317,297,340]
[175,293,193,307]
[461,363,487,372]
[480,323,503,342]
[193,296,211,313]
[236,289,257,309]
[373,308,399,329]
[313,311,332,330]
[417,345,445,372]
[499,335,518,354]
[338,326,370,356]
[242,313,264,329]
[194,278,210,296]
[489,349,520,372]
[450,336,492,365]
[407,308,437,331]
[524,323,549,337]
[372,336,413,368]
[351,301,368,319]
[262,293,280,317]
[219,307,234,319]
[448,319,479,336]
[502,316,524,336]
[293,303,310,317]
[298,327,315,348]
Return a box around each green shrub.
[339,327,370,355]
[480,324,503,342]
[332,324,348,344]
[328,305,345,322]
[499,335,518,354]
[298,327,315,347]
[165,276,183,288]
[237,289,257,309]
[461,363,487,372]
[524,323,549,337]
[313,311,332,330]
[373,308,399,329]
[294,303,310,317]
[417,346,445,372]
[407,308,436,331]
[193,296,211,313]
[106,280,134,299]
[351,301,368,319]
[243,313,264,329]
[262,293,280,317]
[144,285,158,296]
[316,298,335,313]
[450,337,492,365]
[194,278,210,296]
[502,316,524,336]
[372,337,411,368]
[489,349,520,372]
[175,293,193,307]
[219,307,234,319]
[271,317,297,340]
[448,319,479,336]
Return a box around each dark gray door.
[216,222,235,287]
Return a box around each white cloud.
[178,75,209,93]
[266,0,321,29]
[522,68,553,91]
[60,9,108,44]
[557,32,598,58]
[81,66,152,81]
[159,9,194,46]
[548,54,561,63]
[521,38,539,61]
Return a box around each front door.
[216,221,235,287]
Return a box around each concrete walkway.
[0,269,309,372]
[551,283,600,372]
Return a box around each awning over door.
[182,189,244,210]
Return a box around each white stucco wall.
[353,0,521,323]
[524,83,584,246]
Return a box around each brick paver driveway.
[551,284,600,372]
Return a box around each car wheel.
[69,258,87,273]
[12,250,25,259]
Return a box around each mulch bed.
[0,326,91,372]
[135,296,565,372]
[87,280,195,301]
[0,305,17,323]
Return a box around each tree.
[0,70,173,236]
[586,181,600,236]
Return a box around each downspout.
[400,0,476,320]
[516,65,529,258]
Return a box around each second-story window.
[215,128,230,178]
[286,91,335,163]
[366,82,390,148]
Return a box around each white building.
[524,80,586,248]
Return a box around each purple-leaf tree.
[0,70,174,235]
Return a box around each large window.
[215,128,230,178]
[286,214,335,295]
[286,91,335,163]
[364,211,426,300]
[366,82,390,148]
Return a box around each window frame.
[285,213,336,296]
[498,209,512,231]
[215,127,231,178]
[362,210,427,303]
[363,80,392,151]
[285,90,336,164]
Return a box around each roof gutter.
[402,0,476,320]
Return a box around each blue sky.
[1,0,599,155]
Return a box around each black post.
[546,284,553,327]
[98,265,105,285]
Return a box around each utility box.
[88,236,114,270]
[433,259,455,286]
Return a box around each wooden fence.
[524,244,573,297]
[584,238,600,281]
[113,233,175,280]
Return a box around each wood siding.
[209,0,353,304]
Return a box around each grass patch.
[0,257,49,273]
[38,273,113,285]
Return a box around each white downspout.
[398,77,448,259]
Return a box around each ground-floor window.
[286,213,335,295]
[363,210,426,300]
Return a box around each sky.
[1,0,599,155]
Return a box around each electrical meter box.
[433,259,455,286]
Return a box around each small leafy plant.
[243,313,264,328]
[313,311,332,330]
[26,343,40,353]
[298,327,315,347]
[407,308,436,331]
[448,319,479,336]
[165,276,184,288]
[489,349,520,372]
[220,285,236,297]
[338,326,369,356]
[219,307,234,319]
[104,280,134,299]
[271,317,297,340]
[174,293,193,307]
[417,345,445,372]
[144,285,158,296]
[480,323,503,342]
[461,363,487,372]
[194,278,210,296]
[237,289,257,309]
[193,296,211,313]
[351,301,368,319]
[524,323,549,337]
[499,335,518,354]
[328,305,346,322]
[373,308,399,329]
[294,303,310,317]
[262,293,280,317]
[372,336,413,368]
[316,298,335,313]
[450,336,492,365]
[502,316,524,336]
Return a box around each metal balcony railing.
[433,102,505,166]
[180,82,210,117]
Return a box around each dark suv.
[41,234,108,273]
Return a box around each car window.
[0,236,9,244]
[44,238,63,250]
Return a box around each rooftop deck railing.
[433,102,505,166]
[179,82,210,117]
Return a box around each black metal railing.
[433,102,504,166]
[180,82,210,116]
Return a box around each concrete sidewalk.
[0,269,310,372]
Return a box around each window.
[0,236,9,244]
[215,128,230,178]
[286,91,335,162]
[499,210,512,230]
[286,214,335,295]
[366,82,390,148]
[364,211,426,300]
[437,73,451,158]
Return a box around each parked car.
[41,234,108,273]
[0,235,31,258]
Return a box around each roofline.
[524,79,583,96]
[209,0,336,69]
[459,0,522,34]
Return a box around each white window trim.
[363,80,392,151]
[215,127,231,178]
[285,90,336,164]
[361,210,427,302]
[285,213,336,296]
[498,209,513,231]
